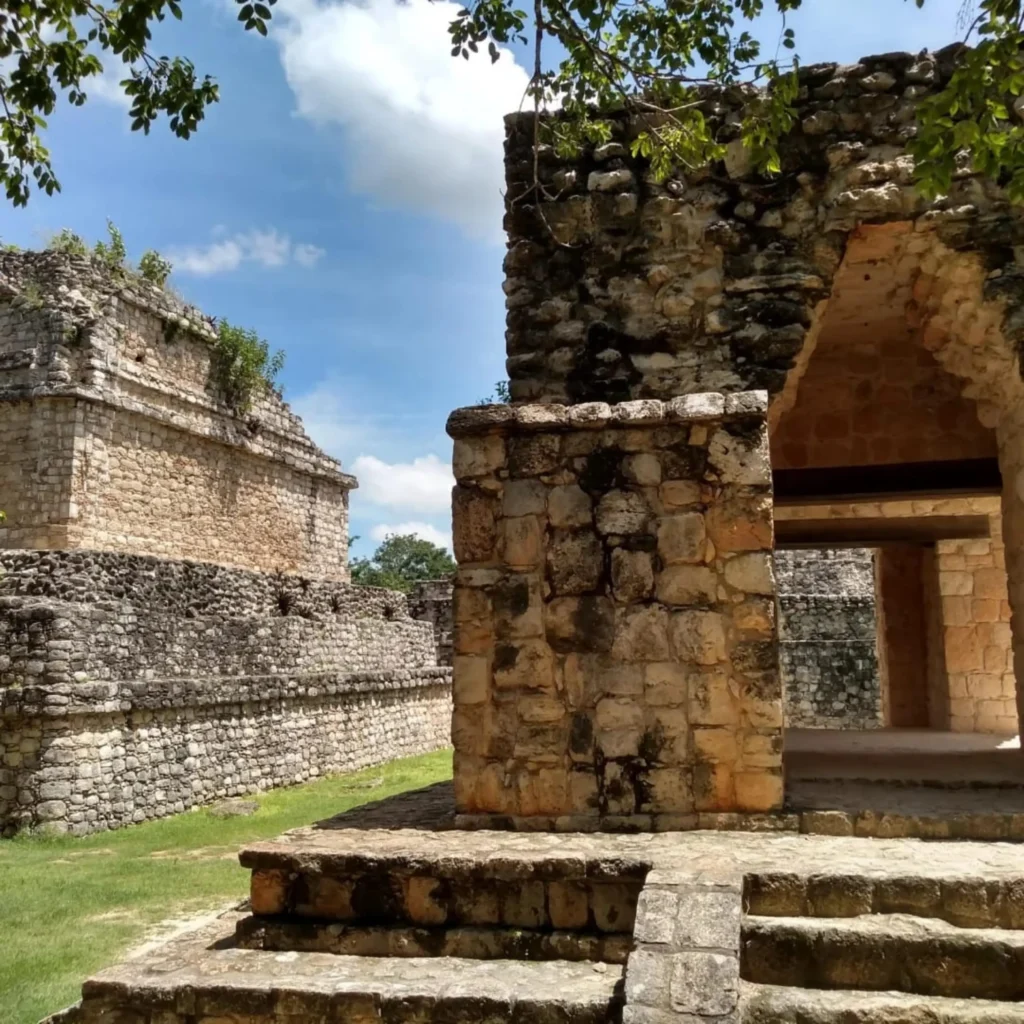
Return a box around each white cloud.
[352,453,453,513]
[169,229,325,275]
[275,0,531,240]
[290,380,365,457]
[370,520,452,550]
[87,68,133,109]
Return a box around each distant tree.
[350,534,456,592]
[0,0,276,206]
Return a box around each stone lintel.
[446,392,768,438]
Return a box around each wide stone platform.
[75,818,1024,1024]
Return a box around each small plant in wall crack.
[211,319,285,414]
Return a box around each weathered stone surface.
[657,513,706,565]
[670,951,739,1014]
[448,395,781,822]
[742,982,1024,1024]
[742,912,1024,1000]
[596,490,653,536]
[0,250,354,578]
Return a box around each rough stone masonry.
[449,43,1024,825]
[0,253,452,835]
[448,393,782,827]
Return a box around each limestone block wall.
[0,251,355,579]
[776,550,882,729]
[448,392,782,827]
[932,527,1017,735]
[0,550,452,835]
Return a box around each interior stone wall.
[932,529,1017,735]
[448,392,782,828]
[0,251,354,579]
[776,549,881,729]
[778,498,1019,736]
[877,545,930,728]
[769,247,996,470]
[0,550,452,834]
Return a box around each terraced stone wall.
[0,550,452,835]
[448,392,782,827]
[0,250,354,579]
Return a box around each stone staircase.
[235,832,642,965]
[740,869,1024,1022]
[74,830,1024,1024]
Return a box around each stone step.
[80,916,625,1024]
[234,914,633,963]
[741,982,1024,1023]
[741,914,1024,1001]
[242,834,646,935]
[744,870,1024,928]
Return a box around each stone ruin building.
[0,250,453,836]
[53,43,1024,1024]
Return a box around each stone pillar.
[447,392,782,829]
[876,545,930,728]
[998,431,1024,737]
[922,547,951,731]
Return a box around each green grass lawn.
[0,748,452,1024]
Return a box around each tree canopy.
[4,0,1024,209]
[350,534,456,593]
[0,0,275,205]
[452,0,1024,200]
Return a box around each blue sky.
[0,0,969,557]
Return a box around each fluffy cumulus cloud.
[290,380,365,457]
[86,67,134,109]
[351,453,453,513]
[370,520,452,550]
[169,229,325,275]
[274,0,531,240]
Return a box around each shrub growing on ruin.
[93,220,127,271]
[211,319,285,414]
[138,250,173,287]
[46,229,87,256]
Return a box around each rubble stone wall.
[0,251,354,579]
[501,48,1024,409]
[1,673,451,836]
[0,549,453,834]
[448,392,782,828]
[776,549,882,729]
[408,579,455,667]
